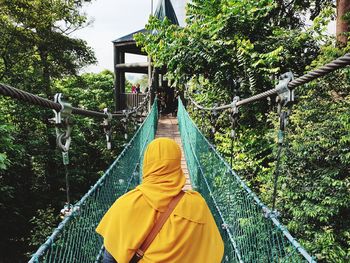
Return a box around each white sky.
[73,0,187,75]
[73,0,152,73]
[74,0,335,75]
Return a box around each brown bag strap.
[129,190,185,263]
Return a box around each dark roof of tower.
[154,0,179,25]
[112,29,147,44]
[113,0,179,44]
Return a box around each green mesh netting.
[30,101,158,263]
[30,97,315,263]
[177,99,315,263]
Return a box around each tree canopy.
[0,1,120,261]
[136,1,350,261]
[0,0,349,262]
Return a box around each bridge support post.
[114,45,126,111]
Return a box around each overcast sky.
[73,0,335,75]
[73,0,152,73]
[73,0,187,75]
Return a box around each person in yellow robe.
[96,137,224,263]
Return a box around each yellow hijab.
[96,138,224,263]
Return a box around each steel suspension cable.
[188,53,350,110]
[0,83,150,118]
[0,83,122,118]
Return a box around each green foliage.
[0,2,99,259]
[0,0,147,261]
[0,124,13,170]
[55,70,115,111]
[28,206,58,249]
[0,0,96,94]
[136,0,318,97]
[274,50,350,262]
[125,79,133,93]
[0,71,124,261]
[137,0,349,262]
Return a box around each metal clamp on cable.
[271,73,294,212]
[230,96,240,139]
[262,207,280,219]
[52,93,72,165]
[122,110,128,139]
[212,103,218,117]
[103,108,113,150]
[275,72,295,139]
[276,72,294,110]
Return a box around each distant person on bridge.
[96,138,224,263]
[136,83,141,93]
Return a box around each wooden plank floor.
[155,115,192,190]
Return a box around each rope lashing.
[121,110,129,140]
[103,108,113,150]
[61,165,72,217]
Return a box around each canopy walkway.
[3,54,348,263]
[29,99,314,263]
[155,115,192,190]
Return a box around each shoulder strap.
[129,190,185,263]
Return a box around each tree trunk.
[336,0,350,46]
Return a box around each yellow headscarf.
[96,138,224,263]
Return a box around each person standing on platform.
[136,83,141,93]
[131,85,136,94]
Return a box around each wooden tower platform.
[155,115,192,190]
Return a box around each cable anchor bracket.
[276,72,294,111]
[230,96,240,139]
[122,110,128,140]
[103,108,113,150]
[52,93,72,165]
[276,72,294,133]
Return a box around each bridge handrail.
[29,100,158,262]
[177,98,316,263]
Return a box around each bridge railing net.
[30,101,158,263]
[177,99,314,263]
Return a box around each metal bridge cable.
[0,83,62,111]
[0,83,150,118]
[3,54,347,116]
[288,53,350,89]
[187,53,350,110]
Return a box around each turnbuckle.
[103,108,113,150]
[52,93,72,165]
